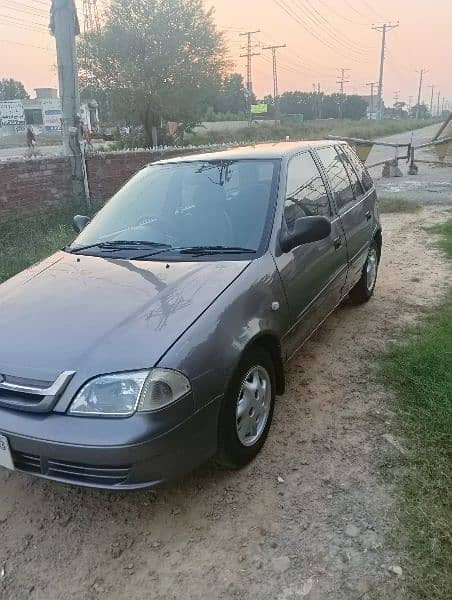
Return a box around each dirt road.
[1,206,450,600]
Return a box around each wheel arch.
[241,332,285,396]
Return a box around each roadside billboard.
[41,98,62,131]
[0,100,26,127]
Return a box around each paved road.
[366,123,452,206]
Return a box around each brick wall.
[0,147,215,220]
[0,157,73,221]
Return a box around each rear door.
[274,151,348,357]
[315,145,374,289]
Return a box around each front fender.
[157,253,290,411]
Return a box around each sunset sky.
[1,0,450,108]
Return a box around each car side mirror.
[73,215,91,233]
[280,216,331,253]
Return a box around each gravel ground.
[0,205,450,600]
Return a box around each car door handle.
[365,210,372,221]
[333,237,342,250]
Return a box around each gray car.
[0,141,381,489]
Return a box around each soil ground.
[0,207,450,600]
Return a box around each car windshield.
[70,159,279,258]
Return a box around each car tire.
[216,347,276,469]
[349,240,379,305]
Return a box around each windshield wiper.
[171,246,256,256]
[67,240,172,254]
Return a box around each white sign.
[41,98,62,131]
[0,100,25,126]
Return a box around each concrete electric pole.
[50,0,86,199]
[336,68,350,118]
[437,90,441,117]
[428,84,435,117]
[366,82,378,119]
[372,22,399,121]
[262,44,286,121]
[416,69,428,119]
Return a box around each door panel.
[274,151,348,357]
[315,145,374,289]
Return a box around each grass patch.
[379,220,452,599]
[0,203,84,284]
[185,118,440,147]
[426,218,452,258]
[379,196,421,214]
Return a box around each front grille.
[13,451,41,473]
[13,451,131,486]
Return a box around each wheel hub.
[235,366,271,447]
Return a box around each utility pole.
[415,68,428,119]
[408,95,413,112]
[366,81,378,119]
[428,84,435,117]
[372,22,399,120]
[50,0,86,200]
[82,0,100,35]
[437,90,441,117]
[263,43,286,122]
[240,30,260,121]
[336,68,350,118]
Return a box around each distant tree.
[0,78,29,101]
[341,95,368,120]
[213,73,247,115]
[79,0,227,145]
[410,103,429,119]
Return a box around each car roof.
[155,140,346,164]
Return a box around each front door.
[274,151,348,358]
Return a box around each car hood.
[0,252,250,382]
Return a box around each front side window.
[284,152,331,232]
[71,159,279,258]
[316,146,355,212]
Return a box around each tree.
[410,103,429,119]
[213,73,247,115]
[79,0,227,145]
[0,78,29,101]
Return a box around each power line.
[293,0,375,54]
[372,22,400,120]
[272,0,372,63]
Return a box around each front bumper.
[0,397,222,490]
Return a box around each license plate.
[0,434,14,471]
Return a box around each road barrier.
[328,120,452,177]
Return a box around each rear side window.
[343,145,374,192]
[336,145,363,199]
[316,146,355,212]
[284,152,331,231]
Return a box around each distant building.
[0,89,99,137]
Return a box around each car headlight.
[68,369,191,417]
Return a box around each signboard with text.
[251,103,268,115]
[0,100,25,126]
